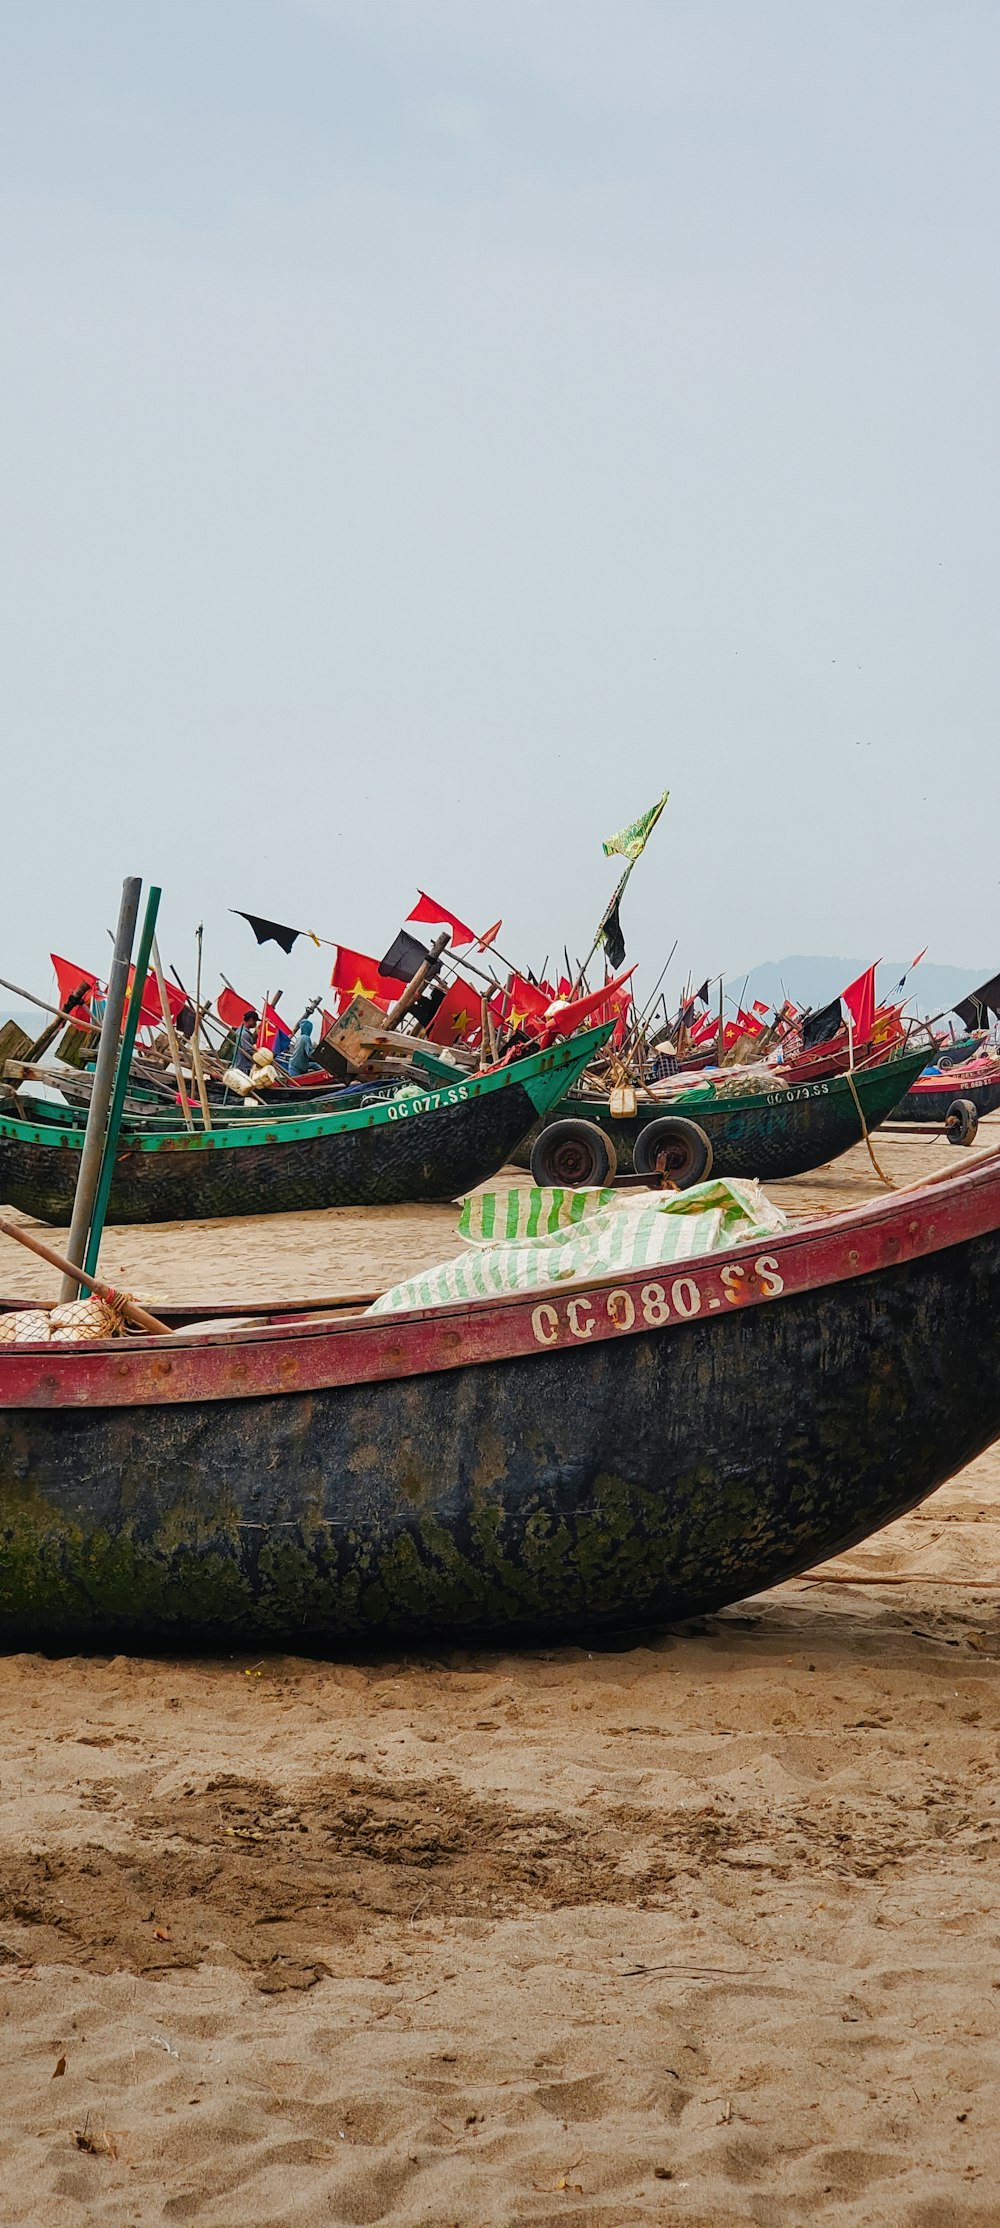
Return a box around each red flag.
[505,974,551,1028]
[258,1000,293,1053]
[406,892,475,948]
[217,985,256,1031]
[539,966,636,1042]
[50,955,103,1021]
[477,919,502,952]
[842,963,877,1046]
[426,977,482,1047]
[331,946,405,1010]
[126,967,186,1031]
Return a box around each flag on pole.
[802,963,879,1050]
[841,964,877,1046]
[380,930,435,983]
[232,912,321,953]
[540,966,636,1042]
[50,955,103,1022]
[217,985,256,1031]
[426,978,481,1047]
[599,898,626,970]
[331,946,405,1009]
[602,787,669,862]
[405,892,475,948]
[954,969,1000,1031]
[889,946,929,997]
[258,1001,294,1055]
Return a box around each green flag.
[602,787,669,862]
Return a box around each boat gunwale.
[3,1143,1000,1408]
[563,1046,928,1122]
[0,1026,609,1155]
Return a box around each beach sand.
[1,1127,999,2224]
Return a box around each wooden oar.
[0,1214,170,1335]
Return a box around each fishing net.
[0,1295,129,1344]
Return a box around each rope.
[845,1066,895,1187]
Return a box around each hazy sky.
[2,0,998,1022]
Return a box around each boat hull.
[895,1070,1000,1124]
[516,1053,926,1179]
[1,1209,998,1645]
[0,1034,602,1225]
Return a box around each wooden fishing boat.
[1,1148,999,1645]
[518,1049,928,1186]
[894,1062,1000,1125]
[0,1029,605,1226]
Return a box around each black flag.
[801,996,844,1049]
[600,899,626,971]
[232,911,302,955]
[379,930,440,983]
[954,970,1000,1031]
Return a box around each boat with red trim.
[1,1146,999,1644]
[894,1060,1000,1125]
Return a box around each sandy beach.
[1,1130,999,2224]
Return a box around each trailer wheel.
[945,1096,979,1147]
[632,1115,713,1187]
[529,1119,618,1188]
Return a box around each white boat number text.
[386,1085,470,1119]
[530,1257,785,1347]
[763,1082,830,1104]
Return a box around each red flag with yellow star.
[331,945,405,1010]
[426,977,482,1047]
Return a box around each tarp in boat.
[368,1180,787,1315]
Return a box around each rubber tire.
[945,1096,979,1147]
[632,1115,714,1188]
[529,1119,618,1188]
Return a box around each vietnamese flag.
[536,966,636,1046]
[258,1000,293,1055]
[331,945,405,1010]
[426,977,481,1048]
[406,892,475,949]
[505,973,551,1029]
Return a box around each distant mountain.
[723,957,991,1023]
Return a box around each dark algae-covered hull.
[894,1066,1000,1124]
[518,1050,927,1180]
[0,1029,604,1224]
[2,1150,1000,1646]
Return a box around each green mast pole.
[83,884,161,1282]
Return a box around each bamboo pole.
[82,886,163,1284]
[0,975,101,1036]
[190,924,213,1131]
[59,878,141,1302]
[150,937,194,1130]
[1,1213,170,1335]
[571,860,635,997]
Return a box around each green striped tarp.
[369,1179,787,1316]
